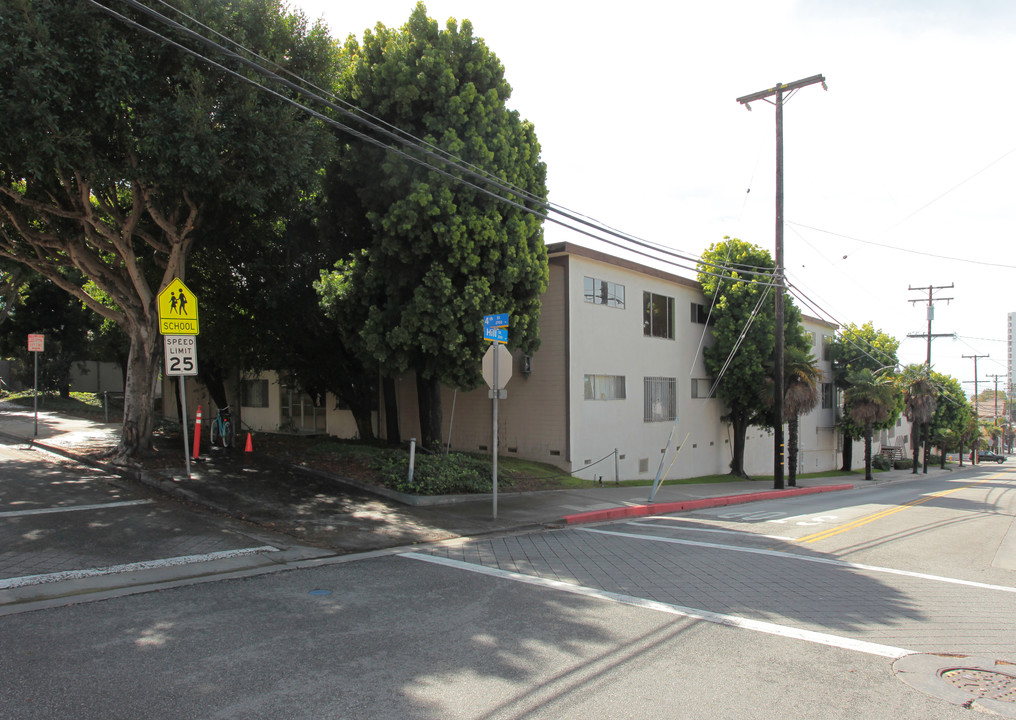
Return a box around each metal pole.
[408,438,416,484]
[492,346,499,519]
[773,84,785,490]
[33,350,38,437]
[179,376,191,479]
[614,447,619,485]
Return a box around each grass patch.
[2,390,107,416]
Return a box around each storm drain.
[941,667,1016,703]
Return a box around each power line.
[788,221,1016,270]
[92,0,779,286]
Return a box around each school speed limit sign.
[164,335,198,376]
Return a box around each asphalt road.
[3,450,1016,718]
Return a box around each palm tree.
[844,368,896,480]
[783,349,822,487]
[899,364,938,474]
[759,348,822,487]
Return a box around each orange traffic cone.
[244,432,253,453]
[192,406,202,459]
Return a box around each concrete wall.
[69,361,125,394]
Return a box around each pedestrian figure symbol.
[157,278,199,335]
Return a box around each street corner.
[893,652,1016,716]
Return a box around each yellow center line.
[797,476,997,544]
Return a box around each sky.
[294,0,1016,396]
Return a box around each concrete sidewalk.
[0,403,964,545]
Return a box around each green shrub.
[871,454,891,471]
[373,451,503,495]
[893,458,914,470]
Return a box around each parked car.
[977,450,1007,463]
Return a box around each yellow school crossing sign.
[157,278,199,335]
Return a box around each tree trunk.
[787,415,799,487]
[922,422,930,474]
[729,412,750,478]
[416,374,442,449]
[864,423,873,481]
[911,420,920,474]
[840,435,853,473]
[114,319,161,462]
[382,375,400,444]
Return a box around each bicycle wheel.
[222,420,232,448]
[210,420,220,447]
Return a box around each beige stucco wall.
[385,259,570,465]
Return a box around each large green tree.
[697,237,810,478]
[829,322,901,471]
[0,0,337,460]
[927,372,971,468]
[317,3,548,447]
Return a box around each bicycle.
[209,405,235,448]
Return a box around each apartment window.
[644,377,677,422]
[242,379,271,408]
[584,276,625,308]
[584,374,626,400]
[822,334,832,361]
[821,382,833,410]
[691,378,717,399]
[643,292,675,339]
[690,303,714,326]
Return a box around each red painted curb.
[561,484,854,525]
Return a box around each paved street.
[3,445,1016,717]
[0,437,328,609]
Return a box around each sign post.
[482,314,511,519]
[27,334,44,436]
[158,279,199,477]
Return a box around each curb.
[561,483,854,525]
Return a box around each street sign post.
[157,277,199,336]
[27,334,43,436]
[164,335,198,377]
[482,313,510,518]
[158,279,200,477]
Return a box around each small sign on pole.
[27,334,43,436]
[482,313,510,519]
[157,281,200,477]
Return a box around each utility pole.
[906,283,953,474]
[963,353,989,464]
[906,284,954,365]
[736,73,826,490]
[987,373,1004,450]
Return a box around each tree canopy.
[317,2,548,447]
[0,0,338,457]
[697,236,810,477]
[829,322,901,471]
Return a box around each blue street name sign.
[484,326,508,343]
[483,313,509,329]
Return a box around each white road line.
[0,546,279,589]
[580,527,1016,594]
[624,520,794,541]
[402,552,912,659]
[0,499,154,518]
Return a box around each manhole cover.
[941,667,1016,703]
